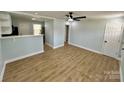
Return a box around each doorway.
[102,21,123,59]
[33,24,42,35]
[65,25,69,44]
[33,23,46,44]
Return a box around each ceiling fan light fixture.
[68,18,73,22]
[65,21,70,25]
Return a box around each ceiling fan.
[66,12,86,22]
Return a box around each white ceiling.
[7,11,52,22]
[22,11,124,19]
[7,11,124,21]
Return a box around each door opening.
[41,22,45,44]
[33,24,42,35]
[65,25,69,44]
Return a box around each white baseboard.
[45,42,53,48]
[46,42,64,49]
[69,42,120,60]
[69,42,102,54]
[0,63,6,82]
[0,50,44,81]
[116,57,121,61]
[120,66,123,82]
[53,44,64,49]
[5,50,44,64]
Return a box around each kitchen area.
[0,12,45,80]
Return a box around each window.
[33,24,42,35]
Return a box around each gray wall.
[45,20,54,47]
[0,40,3,75]
[121,53,124,81]
[45,19,65,48]
[69,18,124,52]
[1,36,43,62]
[12,17,43,35]
[69,19,106,52]
[121,32,124,81]
[53,19,65,47]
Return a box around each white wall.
[45,20,54,47]
[53,19,65,48]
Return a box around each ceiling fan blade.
[74,19,80,21]
[73,16,86,19]
[65,12,86,22]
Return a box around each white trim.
[116,57,121,61]
[69,42,120,60]
[0,63,6,82]
[45,42,64,49]
[7,11,56,20]
[69,42,102,54]
[102,53,121,61]
[0,50,44,81]
[120,66,123,82]
[5,50,44,64]
[53,44,64,49]
[45,42,53,48]
[0,35,43,39]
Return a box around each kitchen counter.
[0,35,43,39]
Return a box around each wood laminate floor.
[3,44,120,82]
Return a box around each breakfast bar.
[0,35,44,63]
